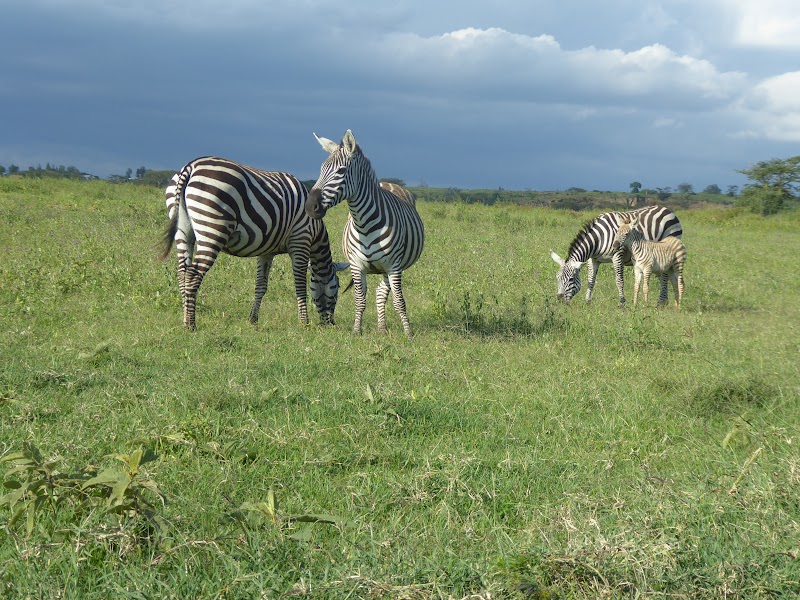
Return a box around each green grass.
[1,178,799,598]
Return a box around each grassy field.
[1,178,799,599]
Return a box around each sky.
[1,0,799,191]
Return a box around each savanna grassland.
[1,178,799,599]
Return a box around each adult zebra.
[305,130,425,338]
[160,157,348,330]
[549,205,682,306]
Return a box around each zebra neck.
[628,237,647,261]
[566,236,595,263]
[346,186,384,230]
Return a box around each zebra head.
[305,130,359,220]
[612,216,641,252]
[550,250,584,304]
[310,261,350,325]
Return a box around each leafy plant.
[81,447,167,537]
[0,443,79,536]
[1,444,167,543]
[223,487,353,542]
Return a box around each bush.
[736,186,789,215]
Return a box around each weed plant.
[1,179,798,598]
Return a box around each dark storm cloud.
[1,0,798,190]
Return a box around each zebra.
[612,215,687,308]
[160,157,348,330]
[549,205,682,306]
[304,130,425,338]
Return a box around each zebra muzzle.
[305,189,327,220]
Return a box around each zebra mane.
[566,216,602,258]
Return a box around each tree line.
[2,157,798,214]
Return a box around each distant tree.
[737,156,800,196]
[736,155,799,215]
[726,185,739,197]
[737,187,787,215]
[380,177,406,186]
[0,165,5,176]
[566,187,586,193]
[629,181,642,194]
[125,168,133,179]
[702,184,722,195]
[676,182,694,194]
[136,166,147,179]
[655,187,672,201]
[444,187,461,202]
[8,165,19,175]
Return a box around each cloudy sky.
[1,0,798,191]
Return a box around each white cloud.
[737,71,800,141]
[727,0,800,49]
[374,28,747,111]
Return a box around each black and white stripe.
[160,157,347,330]
[550,205,682,306]
[305,130,425,338]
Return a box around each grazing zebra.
[160,157,348,330]
[305,130,425,338]
[612,215,687,308]
[549,205,682,306]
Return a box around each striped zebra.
[549,205,682,306]
[160,157,348,330]
[305,130,425,338]
[612,215,687,308]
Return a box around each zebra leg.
[585,258,599,303]
[388,271,413,339]
[175,225,195,312]
[612,252,626,307]
[182,265,208,330]
[288,247,311,325]
[376,275,391,334]
[658,272,670,306]
[352,269,367,335]
[182,241,223,330]
[249,255,274,324]
[175,228,194,318]
[632,267,642,308]
[642,267,652,305]
[674,269,684,309]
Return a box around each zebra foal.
[305,130,425,338]
[550,205,682,306]
[160,157,347,330]
[612,215,687,308]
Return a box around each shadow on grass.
[685,374,778,418]
[424,292,569,339]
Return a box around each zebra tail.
[158,211,178,261]
[342,277,354,294]
[158,164,192,261]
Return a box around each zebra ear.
[334,261,350,272]
[342,130,357,154]
[550,250,565,267]
[314,133,340,155]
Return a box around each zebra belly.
[224,225,290,258]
